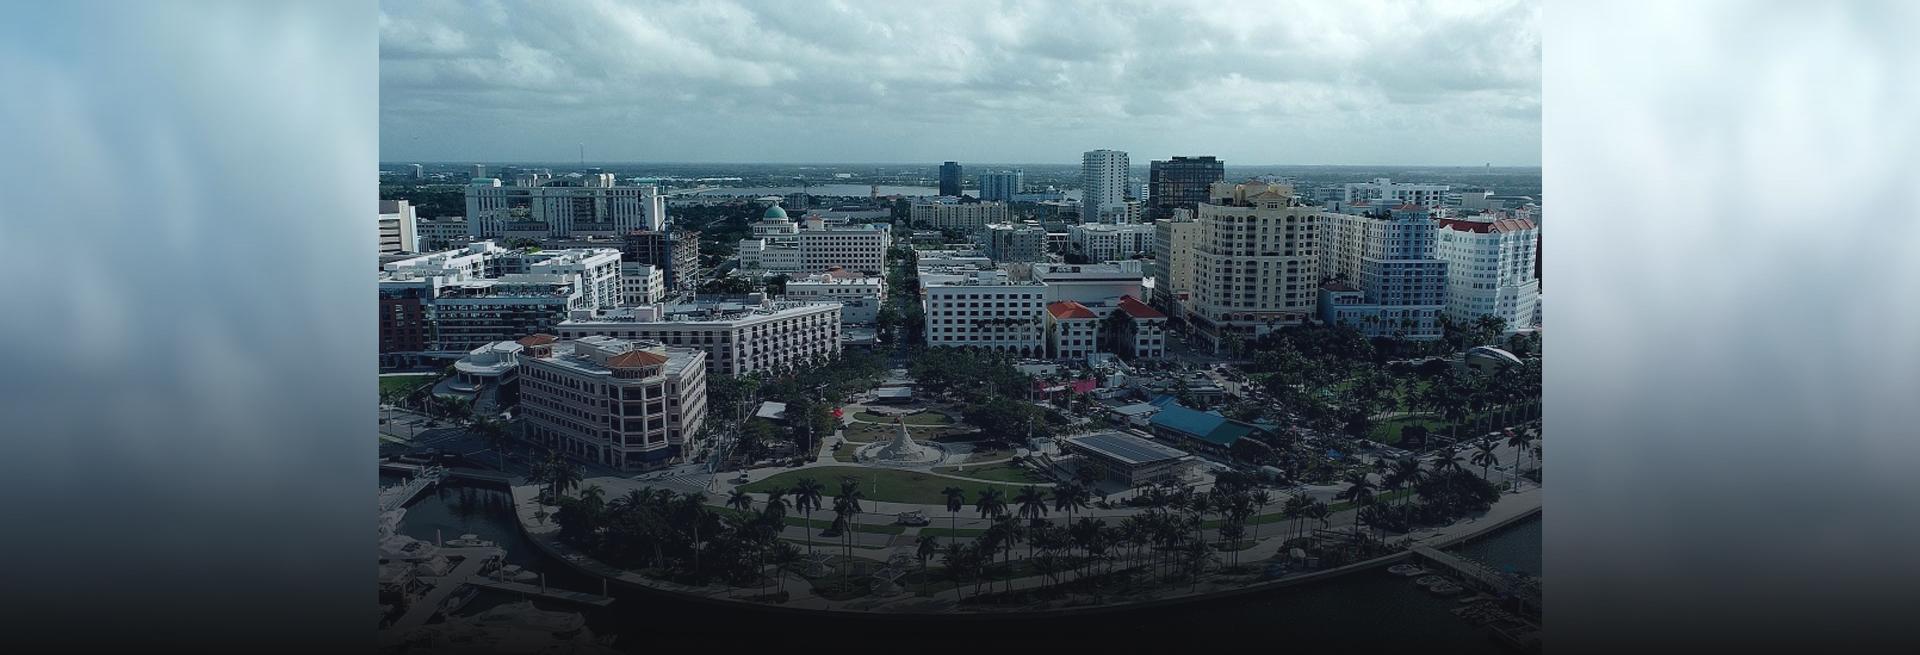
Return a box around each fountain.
[855,418,946,467]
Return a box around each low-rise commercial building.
[1063,431,1191,487]
[555,297,842,377]
[783,269,885,324]
[909,197,1010,233]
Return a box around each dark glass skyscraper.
[939,161,963,197]
[1148,155,1225,219]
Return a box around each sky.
[380,0,1540,166]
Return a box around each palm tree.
[1014,485,1050,527]
[1471,438,1501,483]
[678,492,711,577]
[1051,482,1090,531]
[761,488,790,525]
[1249,489,1273,542]
[941,542,972,599]
[769,542,801,599]
[1282,493,1309,541]
[1388,457,1426,507]
[540,450,582,503]
[1505,429,1537,487]
[832,478,865,587]
[974,488,1008,522]
[915,534,940,595]
[726,488,754,513]
[1306,500,1331,533]
[791,478,824,558]
[471,416,512,472]
[942,486,966,536]
[1336,471,1376,536]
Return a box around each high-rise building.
[623,229,701,298]
[410,164,424,180]
[1148,156,1224,219]
[1150,208,1199,319]
[465,176,667,239]
[1081,149,1130,224]
[378,199,419,256]
[983,222,1047,263]
[938,161,963,197]
[1317,203,1448,340]
[1188,182,1322,351]
[471,164,486,179]
[517,334,708,470]
[1436,212,1539,332]
[979,170,1023,202]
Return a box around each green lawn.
[853,410,953,426]
[739,466,1031,505]
[1368,416,1447,445]
[932,461,1049,484]
[379,374,436,396]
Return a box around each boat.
[493,563,540,583]
[440,586,479,614]
[470,600,587,635]
[1414,574,1450,588]
[1428,582,1466,596]
[1387,563,1427,577]
[444,533,495,548]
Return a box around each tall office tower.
[378,199,419,256]
[1148,156,1225,220]
[410,163,424,180]
[939,161,964,197]
[1188,181,1322,352]
[1081,149,1130,224]
[471,164,486,179]
[979,170,1024,202]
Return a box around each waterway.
[388,476,1539,648]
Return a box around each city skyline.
[381,0,1541,166]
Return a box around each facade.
[1067,223,1155,262]
[465,176,667,238]
[1147,156,1225,219]
[622,229,701,298]
[377,243,622,364]
[938,161,963,197]
[737,203,891,275]
[1188,181,1322,351]
[1436,213,1540,332]
[978,170,1023,202]
[1318,204,1448,339]
[1341,178,1450,208]
[1081,149,1131,224]
[1031,261,1146,307]
[1150,209,1199,320]
[378,199,419,256]
[1045,301,1100,360]
[1063,431,1190,487]
[414,218,471,251]
[555,297,842,377]
[784,269,886,324]
[1114,295,1167,360]
[517,335,708,471]
[908,198,1010,233]
[620,263,665,306]
[982,222,1047,263]
[920,270,1048,355]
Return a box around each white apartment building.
[1318,204,1448,340]
[1067,223,1155,262]
[621,262,665,306]
[909,197,1011,232]
[517,334,708,471]
[1045,301,1100,360]
[1341,178,1451,208]
[921,270,1049,355]
[1436,213,1540,332]
[555,297,842,377]
[1081,149,1131,224]
[378,243,623,357]
[1188,181,1323,351]
[378,199,419,255]
[513,248,624,313]
[1151,209,1199,319]
[784,269,885,324]
[415,218,471,251]
[465,176,667,239]
[738,203,891,275]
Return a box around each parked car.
[895,511,930,526]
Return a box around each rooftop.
[1047,301,1098,320]
[1117,295,1164,319]
[1067,431,1189,466]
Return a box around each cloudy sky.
[380,0,1539,166]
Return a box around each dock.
[467,579,616,607]
[391,546,501,629]
[378,465,445,512]
[1409,545,1540,617]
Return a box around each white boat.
[496,564,539,583]
[1387,563,1428,577]
[1428,582,1466,596]
[470,600,587,635]
[440,586,479,614]
[1414,574,1450,588]
[444,533,496,548]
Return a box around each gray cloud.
[380,0,1540,164]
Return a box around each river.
[389,476,1539,648]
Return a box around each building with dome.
[738,200,891,276]
[517,334,708,470]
